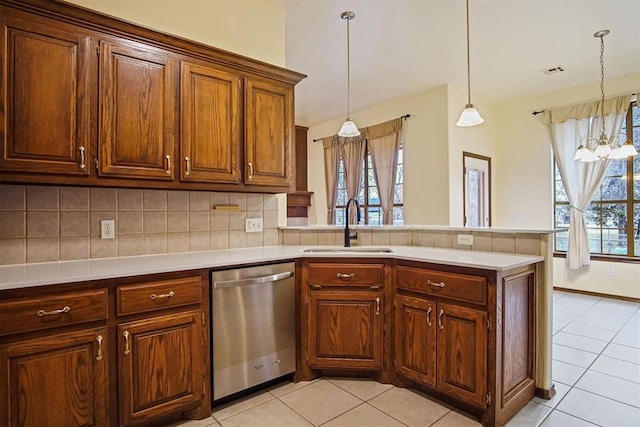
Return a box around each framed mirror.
[463,152,491,227]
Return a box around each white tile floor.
[170,291,640,427]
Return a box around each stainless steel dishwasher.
[211,262,295,400]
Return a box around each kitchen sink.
[303,247,393,254]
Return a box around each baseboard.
[535,384,556,400]
[554,287,640,303]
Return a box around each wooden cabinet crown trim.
[3,0,306,85]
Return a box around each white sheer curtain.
[541,94,631,269]
[322,136,340,224]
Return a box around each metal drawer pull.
[123,331,131,355]
[248,162,254,180]
[78,146,86,169]
[426,306,432,327]
[96,335,103,361]
[370,285,381,290]
[438,309,444,330]
[375,297,381,315]
[336,273,355,280]
[165,154,171,175]
[427,280,446,288]
[150,291,175,301]
[311,284,323,290]
[184,156,191,176]
[37,305,70,317]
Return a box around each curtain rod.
[312,114,411,142]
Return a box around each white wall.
[495,72,640,299]
[66,0,286,67]
[307,85,450,226]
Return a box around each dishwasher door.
[211,262,295,400]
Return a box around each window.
[554,100,640,258]
[335,145,404,225]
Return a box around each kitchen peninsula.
[0,242,550,427]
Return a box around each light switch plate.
[457,234,473,245]
[101,219,115,239]
[245,218,263,233]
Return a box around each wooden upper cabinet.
[180,61,241,184]
[0,9,91,176]
[244,78,293,188]
[99,39,177,180]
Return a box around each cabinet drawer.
[307,263,384,288]
[117,276,201,316]
[397,266,486,305]
[0,289,108,336]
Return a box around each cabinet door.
[437,302,487,407]
[0,327,108,427]
[308,290,383,370]
[118,310,203,426]
[99,39,176,180]
[0,9,91,176]
[394,295,436,387]
[180,61,241,184]
[244,78,293,187]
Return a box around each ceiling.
[272,0,640,127]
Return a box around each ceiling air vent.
[543,66,565,75]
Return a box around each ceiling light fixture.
[574,30,638,162]
[456,0,484,127]
[338,11,360,137]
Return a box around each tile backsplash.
[0,185,280,265]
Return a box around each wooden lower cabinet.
[117,310,204,427]
[308,290,383,370]
[395,295,487,406]
[0,327,109,427]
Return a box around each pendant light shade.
[338,11,360,137]
[456,105,484,127]
[457,0,484,127]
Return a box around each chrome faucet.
[344,197,361,247]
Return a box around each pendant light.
[574,30,638,162]
[338,11,360,137]
[456,0,484,127]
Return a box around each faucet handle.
[349,232,358,240]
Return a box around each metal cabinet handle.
[78,146,86,169]
[96,335,103,361]
[426,306,432,327]
[311,284,322,290]
[370,285,381,290]
[165,154,171,175]
[37,305,70,317]
[438,309,444,330]
[427,280,445,288]
[336,273,355,280]
[248,162,254,180]
[123,331,130,355]
[184,156,191,176]
[150,290,174,301]
[375,297,381,315]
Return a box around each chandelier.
[574,30,638,162]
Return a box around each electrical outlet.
[608,266,615,276]
[101,219,115,239]
[245,218,263,233]
[457,234,474,245]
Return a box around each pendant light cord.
[346,14,352,119]
[465,0,471,106]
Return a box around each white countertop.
[0,245,543,291]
